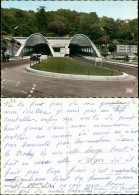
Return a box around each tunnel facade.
[16,33,101,58]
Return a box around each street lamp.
[132,33,134,41]
[11,26,18,36]
[100,27,106,35]
[11,26,19,57]
[100,27,104,31]
[102,43,108,59]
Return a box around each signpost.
[95,57,103,66]
[36,52,41,63]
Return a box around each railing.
[6,37,71,40]
[46,37,71,40]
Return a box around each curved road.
[1,58,138,97]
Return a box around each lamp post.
[100,28,109,58]
[100,27,106,35]
[11,26,18,57]
[100,27,105,32]
[102,44,107,59]
[132,33,134,41]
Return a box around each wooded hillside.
[2,6,137,45]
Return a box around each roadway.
[1,57,138,97]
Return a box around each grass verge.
[31,57,122,76]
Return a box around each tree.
[79,12,102,41]
[100,16,116,40]
[35,6,47,35]
[128,18,138,43]
[97,36,110,58]
[108,43,117,54]
[97,36,110,45]
[55,9,81,36]
[45,32,57,37]
[2,31,8,35]
[1,8,16,34]
[112,39,121,45]
[1,7,138,43]
[73,15,80,23]
[10,38,16,44]
[115,19,133,44]
[100,45,109,58]
[1,37,7,51]
[47,21,65,36]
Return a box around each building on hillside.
[117,45,137,56]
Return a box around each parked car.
[30,54,39,61]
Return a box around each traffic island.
[26,58,135,81]
[30,57,122,75]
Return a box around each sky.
[2,0,138,20]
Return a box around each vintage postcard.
[1,0,138,97]
[1,1,138,195]
[1,98,138,194]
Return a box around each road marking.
[126,88,133,93]
[1,79,7,88]
[21,91,27,94]
[6,80,20,87]
[16,83,20,87]
[1,80,20,88]
[27,84,36,97]
[6,80,20,84]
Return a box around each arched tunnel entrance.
[20,33,53,56]
[68,34,100,57]
[22,43,52,56]
[69,44,96,56]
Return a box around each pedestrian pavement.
[10,56,30,60]
[103,59,138,68]
[82,56,138,68]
